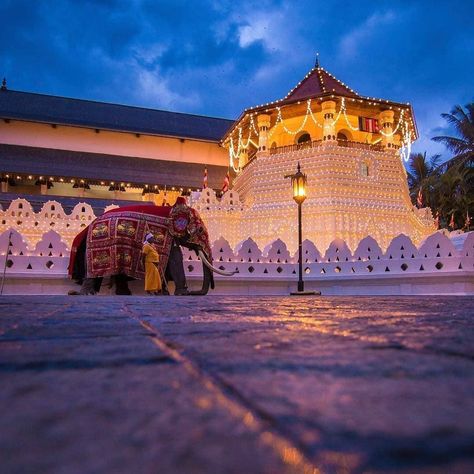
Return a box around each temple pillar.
[322,100,337,141]
[1,181,8,192]
[257,114,271,156]
[379,110,395,149]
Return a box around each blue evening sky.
[1,0,473,159]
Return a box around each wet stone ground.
[1,296,474,474]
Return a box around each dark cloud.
[0,0,472,158]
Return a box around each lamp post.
[286,162,317,295]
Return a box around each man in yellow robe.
[142,233,162,295]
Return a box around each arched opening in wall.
[295,132,311,149]
[337,129,352,143]
[337,132,348,140]
[270,142,277,153]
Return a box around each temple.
[1,62,436,253]
[0,84,231,206]
[194,62,435,252]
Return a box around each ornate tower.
[214,63,434,252]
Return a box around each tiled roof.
[0,144,227,189]
[279,67,359,105]
[0,89,235,142]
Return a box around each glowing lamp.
[290,163,307,204]
[285,162,317,295]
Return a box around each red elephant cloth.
[68,204,171,278]
[85,210,172,279]
[68,202,211,280]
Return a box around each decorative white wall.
[0,199,472,295]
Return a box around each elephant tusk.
[198,250,238,276]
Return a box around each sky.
[1,0,473,160]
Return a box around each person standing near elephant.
[142,233,161,295]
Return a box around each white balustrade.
[0,198,472,295]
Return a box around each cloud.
[338,10,397,58]
[0,0,472,140]
[134,67,200,109]
[238,20,268,48]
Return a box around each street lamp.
[286,162,317,295]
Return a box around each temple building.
[193,61,435,252]
[0,62,435,253]
[0,80,232,208]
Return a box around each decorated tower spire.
[314,52,320,68]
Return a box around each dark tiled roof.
[223,66,362,141]
[0,144,227,189]
[0,89,235,142]
[279,67,359,105]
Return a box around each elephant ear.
[188,208,212,261]
[169,202,192,238]
[169,201,212,260]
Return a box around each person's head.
[144,232,155,244]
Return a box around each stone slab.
[1,295,474,473]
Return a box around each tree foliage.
[408,103,473,230]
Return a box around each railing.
[337,139,384,152]
[269,139,385,155]
[269,140,322,155]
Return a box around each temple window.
[361,163,369,177]
[337,132,348,141]
[297,133,311,144]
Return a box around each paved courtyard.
[1,295,474,473]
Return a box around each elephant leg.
[76,277,100,295]
[167,243,188,295]
[115,274,132,295]
[93,277,103,293]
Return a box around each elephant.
[68,198,236,295]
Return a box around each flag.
[221,170,230,194]
[449,213,455,230]
[416,187,423,208]
[358,116,379,133]
[434,211,440,229]
[465,210,472,229]
[203,167,208,189]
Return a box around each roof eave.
[221,92,416,144]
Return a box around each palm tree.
[407,152,441,207]
[432,103,474,172]
[435,164,473,229]
[432,103,474,230]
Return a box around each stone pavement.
[1,296,474,474]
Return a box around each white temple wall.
[229,143,434,253]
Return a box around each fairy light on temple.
[196,62,433,253]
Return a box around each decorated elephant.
[68,197,235,295]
